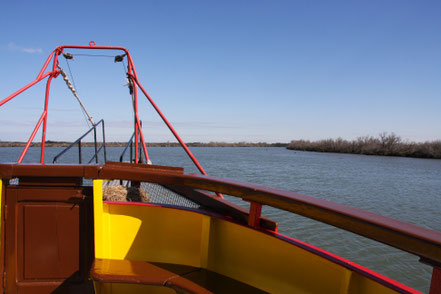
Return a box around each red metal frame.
[430,267,441,294]
[0,42,215,188]
[0,72,51,108]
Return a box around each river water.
[1,146,440,292]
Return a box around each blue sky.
[0,0,440,143]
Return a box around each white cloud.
[8,42,42,54]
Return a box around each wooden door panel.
[4,185,93,293]
[21,204,80,280]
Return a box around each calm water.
[1,146,440,292]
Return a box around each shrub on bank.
[287,133,441,159]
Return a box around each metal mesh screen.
[102,179,200,208]
[140,182,200,208]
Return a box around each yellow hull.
[93,181,400,294]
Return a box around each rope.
[64,59,91,127]
[57,65,95,126]
[65,59,78,95]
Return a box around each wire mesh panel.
[140,182,200,208]
[101,180,200,208]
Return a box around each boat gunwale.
[1,162,440,293]
[101,200,420,294]
[0,162,440,268]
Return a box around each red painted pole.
[40,75,55,163]
[58,44,129,52]
[0,72,51,108]
[130,76,206,173]
[125,54,139,162]
[430,267,441,294]
[125,71,149,163]
[18,111,47,163]
[39,52,60,163]
[36,50,55,79]
[133,80,139,163]
[135,116,150,163]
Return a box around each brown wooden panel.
[91,258,213,294]
[106,161,184,174]
[4,188,17,293]
[91,258,175,284]
[0,164,89,179]
[91,259,265,294]
[0,162,183,180]
[0,180,6,291]
[16,186,86,203]
[4,184,94,293]
[22,204,80,280]
[19,176,82,186]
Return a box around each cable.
[122,59,128,75]
[73,53,115,58]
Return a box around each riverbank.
[0,141,288,148]
[287,133,441,159]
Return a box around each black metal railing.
[119,122,144,163]
[119,131,135,163]
[53,119,107,164]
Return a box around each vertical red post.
[135,117,150,162]
[40,75,54,163]
[248,201,262,229]
[126,57,149,163]
[133,81,139,163]
[126,57,140,163]
[430,267,441,294]
[40,51,59,163]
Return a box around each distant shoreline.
[0,141,288,148]
[287,133,441,159]
[3,134,440,159]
